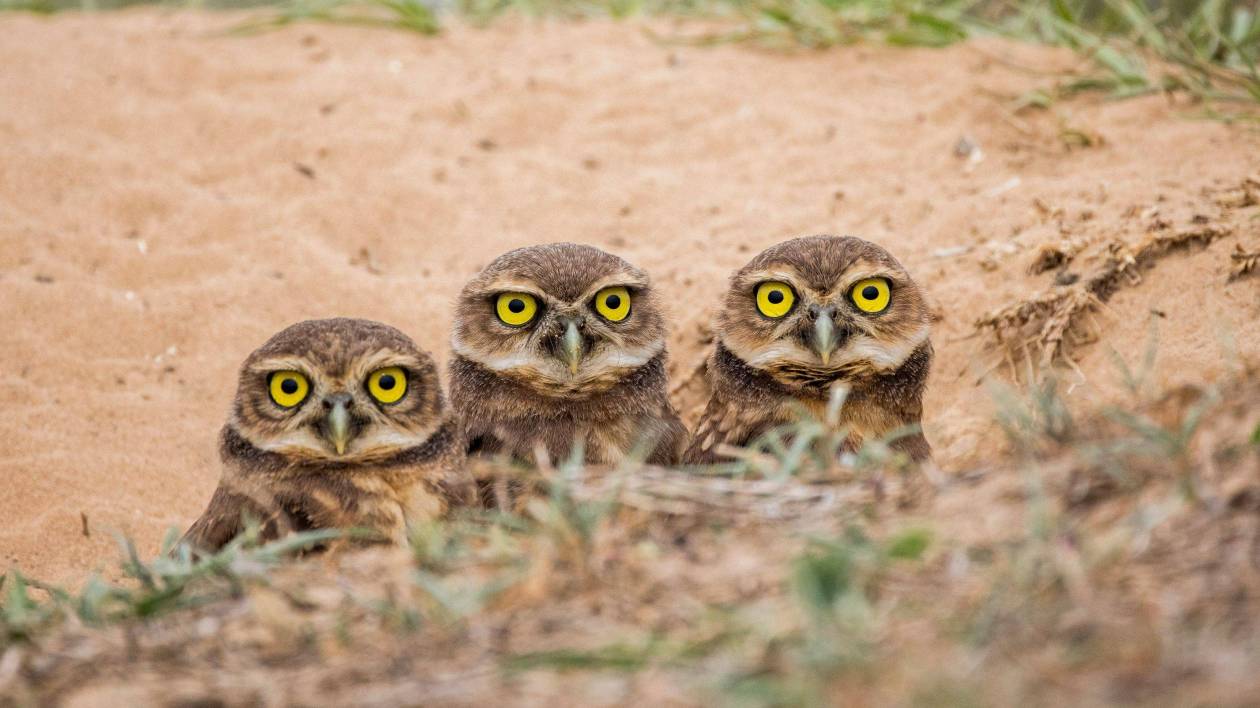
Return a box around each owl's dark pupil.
[862,285,880,301]
[605,294,621,309]
[280,378,299,395]
[508,298,526,314]
[378,374,396,390]
[767,290,784,305]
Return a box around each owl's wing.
[434,453,479,509]
[682,386,771,465]
[179,483,282,553]
[646,405,689,466]
[891,430,933,462]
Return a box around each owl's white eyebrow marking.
[475,271,648,306]
[837,266,902,293]
[740,264,904,300]
[249,357,311,372]
[741,267,805,286]
[475,278,549,298]
[349,351,423,380]
[738,267,826,299]
[578,271,650,301]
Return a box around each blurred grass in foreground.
[5,363,1258,704]
[1,0,1256,108]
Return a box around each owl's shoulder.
[683,345,795,464]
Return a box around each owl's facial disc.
[237,347,442,463]
[454,268,664,396]
[723,262,928,382]
[272,375,397,459]
[747,274,862,369]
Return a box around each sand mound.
[1,9,1258,586]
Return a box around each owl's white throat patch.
[729,322,929,374]
[242,421,440,465]
[452,333,662,385]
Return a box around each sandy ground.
[1,9,1258,585]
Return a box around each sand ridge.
[1,9,1258,584]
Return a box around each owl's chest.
[486,409,645,465]
[276,469,441,543]
[350,471,447,525]
[780,389,898,445]
[789,396,830,422]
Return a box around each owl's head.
[717,235,930,385]
[229,318,445,463]
[451,243,667,397]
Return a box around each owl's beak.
[813,312,839,367]
[324,395,353,455]
[561,320,583,375]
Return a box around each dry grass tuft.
[1231,243,1260,282]
[978,224,1230,374]
[1026,236,1090,275]
[577,465,871,520]
[1213,175,1260,209]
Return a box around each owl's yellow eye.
[367,366,408,404]
[268,371,309,408]
[850,278,891,313]
[755,281,796,318]
[496,292,538,327]
[593,286,631,322]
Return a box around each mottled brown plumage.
[182,318,474,552]
[684,235,933,464]
[449,243,686,468]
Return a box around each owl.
[448,243,686,467]
[683,235,933,464]
[181,318,475,551]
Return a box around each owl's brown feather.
[181,319,474,553]
[684,236,933,465]
[685,345,797,463]
[181,485,276,552]
[452,350,684,465]
[449,243,686,471]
